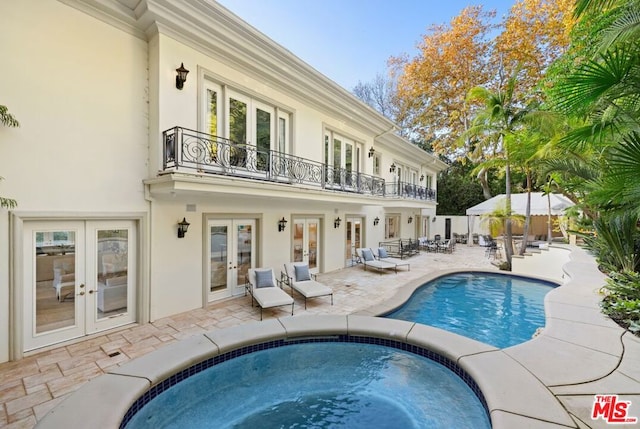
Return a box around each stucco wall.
[0,0,149,362]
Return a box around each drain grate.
[108,351,121,358]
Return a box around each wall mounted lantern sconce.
[278,217,288,232]
[368,147,375,158]
[177,217,190,238]
[334,217,342,228]
[420,174,425,181]
[432,216,437,222]
[175,62,189,90]
[373,216,380,226]
[408,216,413,224]
[389,163,396,173]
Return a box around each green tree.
[551,0,640,216]
[465,69,549,268]
[435,160,502,215]
[1,104,19,209]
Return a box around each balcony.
[161,127,435,201]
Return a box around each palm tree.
[465,70,542,268]
[553,0,640,215]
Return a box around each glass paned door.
[229,96,248,168]
[255,108,271,171]
[292,218,319,272]
[346,218,362,266]
[208,219,255,301]
[23,220,136,352]
[27,222,83,347]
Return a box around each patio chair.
[283,262,334,309]
[355,248,397,274]
[246,268,294,320]
[373,247,410,271]
[437,239,455,253]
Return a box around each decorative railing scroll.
[163,127,434,201]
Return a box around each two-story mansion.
[0,0,447,362]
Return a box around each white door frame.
[292,217,320,274]
[345,217,362,267]
[21,219,137,352]
[206,219,256,302]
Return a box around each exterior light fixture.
[334,217,341,228]
[408,216,413,224]
[368,147,375,158]
[373,217,380,226]
[278,217,288,232]
[389,163,396,173]
[177,217,190,238]
[175,62,189,90]
[420,174,425,181]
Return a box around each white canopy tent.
[465,193,575,241]
[466,192,574,216]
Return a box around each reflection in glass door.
[208,219,255,301]
[94,229,131,321]
[346,218,362,266]
[24,220,136,352]
[293,218,319,273]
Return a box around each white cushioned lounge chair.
[373,247,410,271]
[355,248,397,273]
[246,268,294,320]
[283,262,334,309]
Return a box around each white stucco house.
[0,0,447,362]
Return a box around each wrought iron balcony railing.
[162,127,436,201]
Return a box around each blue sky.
[216,0,516,90]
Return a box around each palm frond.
[600,3,640,49]
[554,46,636,113]
[574,0,621,18]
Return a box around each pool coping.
[35,246,640,429]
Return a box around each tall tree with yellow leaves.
[390,6,496,158]
[493,0,575,101]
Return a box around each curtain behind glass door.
[210,225,228,292]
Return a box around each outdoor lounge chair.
[355,248,397,273]
[246,268,294,320]
[283,262,334,309]
[373,247,410,271]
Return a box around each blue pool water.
[385,272,555,348]
[124,342,490,429]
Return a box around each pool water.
[385,272,555,348]
[124,342,490,429]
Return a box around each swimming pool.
[385,272,556,348]
[123,339,491,429]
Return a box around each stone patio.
[3,245,640,428]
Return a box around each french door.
[292,218,319,273]
[345,217,362,266]
[208,219,256,301]
[324,131,363,189]
[23,220,137,351]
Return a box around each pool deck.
[3,245,640,428]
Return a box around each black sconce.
[278,217,288,232]
[334,217,342,228]
[175,62,189,90]
[177,217,190,238]
[373,216,380,226]
[389,163,396,173]
[368,147,375,158]
[408,216,413,224]
[420,174,425,181]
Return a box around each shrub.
[601,270,640,334]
